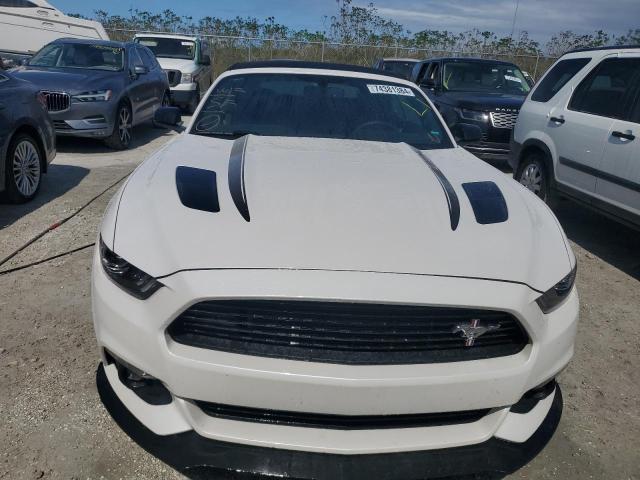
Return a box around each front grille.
[42,91,70,112]
[490,111,519,129]
[52,120,72,130]
[193,400,491,430]
[167,300,529,365]
[164,69,181,87]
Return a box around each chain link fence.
[106,28,558,81]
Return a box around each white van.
[134,34,213,114]
[511,45,640,229]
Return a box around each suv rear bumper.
[97,363,563,479]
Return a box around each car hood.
[437,92,525,111]
[10,66,120,93]
[156,57,197,72]
[108,134,572,291]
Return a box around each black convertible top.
[228,60,406,79]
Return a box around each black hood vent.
[175,166,220,213]
[462,181,508,225]
[228,135,251,222]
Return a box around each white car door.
[594,57,640,220]
[546,56,624,195]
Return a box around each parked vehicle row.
[374,46,640,230]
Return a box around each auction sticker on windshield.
[367,84,415,96]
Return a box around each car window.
[416,63,430,84]
[0,0,38,7]
[426,62,440,83]
[192,73,453,150]
[568,58,640,120]
[30,43,124,71]
[442,62,530,94]
[632,92,640,123]
[531,58,591,102]
[380,61,417,80]
[129,47,144,69]
[135,37,196,60]
[138,47,157,70]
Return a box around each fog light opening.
[103,349,172,406]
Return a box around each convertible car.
[93,61,579,479]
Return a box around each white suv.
[134,34,213,114]
[511,46,640,229]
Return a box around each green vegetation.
[72,0,638,79]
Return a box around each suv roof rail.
[228,60,406,79]
[567,44,640,54]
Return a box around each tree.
[616,29,640,45]
[546,30,610,56]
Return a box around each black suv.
[410,58,531,162]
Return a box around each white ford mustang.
[92,61,579,479]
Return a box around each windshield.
[442,62,531,94]
[29,43,124,71]
[136,37,195,60]
[192,73,452,150]
[381,60,417,80]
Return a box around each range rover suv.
[411,58,531,163]
[512,45,640,229]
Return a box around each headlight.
[72,90,112,102]
[180,73,193,84]
[536,265,577,313]
[457,108,489,122]
[99,237,162,299]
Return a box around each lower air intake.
[193,400,491,430]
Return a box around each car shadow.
[183,467,505,479]
[0,163,89,229]
[55,122,184,155]
[554,199,640,280]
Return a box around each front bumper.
[460,141,511,162]
[97,363,563,479]
[170,82,198,106]
[49,102,116,138]
[92,250,578,473]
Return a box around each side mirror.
[133,65,148,75]
[154,106,182,127]
[453,124,483,143]
[200,54,211,66]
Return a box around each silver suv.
[511,46,640,229]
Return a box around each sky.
[52,0,640,42]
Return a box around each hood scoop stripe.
[175,166,220,213]
[228,135,251,222]
[462,182,508,224]
[411,147,460,230]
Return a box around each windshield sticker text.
[504,75,522,83]
[367,84,415,96]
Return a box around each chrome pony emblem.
[452,319,500,347]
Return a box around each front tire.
[5,133,42,203]
[153,92,171,129]
[105,102,133,150]
[186,87,200,115]
[516,153,554,205]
